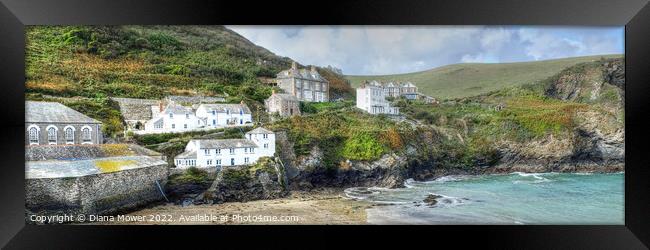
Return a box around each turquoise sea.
[344,172,624,225]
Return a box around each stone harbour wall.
[26,144,164,161]
[26,162,169,222]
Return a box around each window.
[204,149,210,156]
[186,113,189,119]
[216,159,221,166]
[264,143,269,149]
[216,149,221,155]
[231,158,235,166]
[47,127,57,144]
[169,113,173,118]
[28,126,39,144]
[207,160,212,166]
[65,127,74,143]
[250,148,254,153]
[184,124,187,129]
[172,124,176,129]
[154,120,163,129]
[229,148,235,154]
[226,110,230,115]
[212,120,216,125]
[263,133,268,139]
[244,157,250,164]
[244,148,248,153]
[212,110,216,115]
[239,109,243,115]
[82,127,91,142]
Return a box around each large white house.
[356,83,400,115]
[141,101,253,134]
[174,127,275,168]
[144,102,203,133]
[195,101,253,128]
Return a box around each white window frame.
[244,157,250,164]
[64,125,76,144]
[204,149,210,156]
[46,125,58,145]
[81,125,93,144]
[28,124,40,145]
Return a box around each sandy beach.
[93,189,372,225]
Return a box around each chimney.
[240,100,245,105]
[291,61,297,70]
[159,101,163,112]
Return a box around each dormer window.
[169,113,173,119]
[239,109,243,115]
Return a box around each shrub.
[341,131,385,161]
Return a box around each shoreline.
[91,170,624,225]
[93,188,373,225]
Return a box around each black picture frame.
[1,0,648,248]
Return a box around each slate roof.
[26,101,101,124]
[163,103,194,114]
[175,150,197,159]
[198,103,252,114]
[246,127,274,134]
[194,139,258,149]
[112,97,158,121]
[277,68,328,82]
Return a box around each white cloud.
[227,26,623,75]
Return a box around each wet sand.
[94,189,372,225]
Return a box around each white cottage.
[195,101,253,128]
[356,83,400,115]
[174,127,276,168]
[144,102,203,133]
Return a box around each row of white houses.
[174,127,275,168]
[140,101,253,134]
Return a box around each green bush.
[341,131,385,161]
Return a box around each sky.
[227,26,624,76]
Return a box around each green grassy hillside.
[346,55,623,100]
[25,25,352,138]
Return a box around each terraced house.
[141,101,252,134]
[276,61,329,102]
[174,127,275,168]
[25,101,103,145]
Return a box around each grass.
[168,167,212,185]
[100,144,135,156]
[346,55,622,100]
[95,160,136,173]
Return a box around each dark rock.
[423,194,443,206]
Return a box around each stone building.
[112,97,158,131]
[264,90,301,117]
[26,101,103,145]
[276,61,329,102]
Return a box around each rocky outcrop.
[289,152,408,189]
[202,157,288,203]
